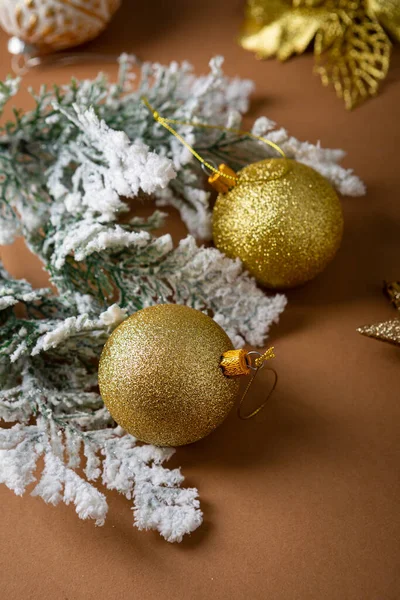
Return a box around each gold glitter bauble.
[212,158,343,289]
[98,304,239,447]
[0,0,121,52]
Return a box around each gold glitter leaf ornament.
[314,3,391,110]
[367,0,400,40]
[239,0,399,109]
[98,304,241,447]
[212,158,343,289]
[0,0,121,53]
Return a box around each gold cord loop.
[220,346,277,419]
[237,347,276,420]
[238,366,278,420]
[142,97,286,188]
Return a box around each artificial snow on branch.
[0,283,202,541]
[0,55,364,541]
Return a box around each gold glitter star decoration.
[357,281,400,346]
[239,0,400,109]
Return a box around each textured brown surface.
[1,1,400,598]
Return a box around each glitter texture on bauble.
[98,304,239,447]
[212,158,344,289]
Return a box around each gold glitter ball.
[0,0,121,53]
[212,158,343,289]
[98,304,239,447]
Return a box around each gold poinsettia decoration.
[239,0,400,109]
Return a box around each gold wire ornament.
[239,0,396,110]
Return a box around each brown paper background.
[1,1,400,598]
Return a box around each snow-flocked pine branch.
[0,55,364,541]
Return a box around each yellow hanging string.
[142,97,286,185]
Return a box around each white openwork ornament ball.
[0,0,121,53]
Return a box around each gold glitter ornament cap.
[220,349,251,377]
[220,346,275,377]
